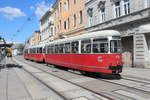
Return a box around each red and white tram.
[24,45,45,62]
[44,30,123,74]
[24,30,123,74]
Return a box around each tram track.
[100,77,150,93]
[14,57,150,100]
[20,65,68,100]
[10,58,66,100]
[13,58,114,100]
[122,75,150,84]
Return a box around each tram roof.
[47,30,120,45]
[28,44,45,49]
[27,30,120,48]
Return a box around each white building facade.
[40,10,54,44]
[86,0,150,68]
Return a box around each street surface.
[1,56,150,100]
[0,57,65,100]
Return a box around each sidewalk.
[0,58,65,100]
[0,68,32,100]
[121,67,150,81]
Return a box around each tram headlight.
[116,61,120,65]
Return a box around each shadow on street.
[0,64,22,69]
[82,72,122,80]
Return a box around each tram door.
[122,36,133,68]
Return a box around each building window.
[147,0,150,7]
[100,8,105,22]
[64,2,67,11]
[73,14,76,27]
[67,0,69,10]
[59,2,62,12]
[51,27,53,35]
[124,0,130,15]
[87,8,93,27]
[74,0,76,4]
[64,21,67,29]
[54,27,56,35]
[79,11,83,24]
[57,25,59,32]
[88,16,92,26]
[115,1,121,18]
[59,20,61,30]
[67,18,70,29]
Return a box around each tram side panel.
[45,54,123,74]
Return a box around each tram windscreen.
[110,40,121,53]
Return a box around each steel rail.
[12,59,67,100]
[18,57,150,94]
[14,58,115,100]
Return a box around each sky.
[0,0,55,43]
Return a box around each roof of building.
[40,9,53,21]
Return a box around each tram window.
[37,48,39,53]
[110,40,121,53]
[37,48,42,53]
[47,46,51,54]
[32,49,34,53]
[71,41,79,53]
[65,43,71,53]
[93,38,108,53]
[47,46,49,54]
[30,49,31,53]
[93,44,98,53]
[24,49,28,54]
[81,40,91,53]
[48,46,51,54]
[32,48,35,54]
[29,49,31,53]
[34,48,36,53]
[31,49,34,53]
[55,45,59,53]
[59,44,64,53]
[100,43,108,53]
[39,48,42,53]
[43,47,46,53]
[51,46,54,54]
